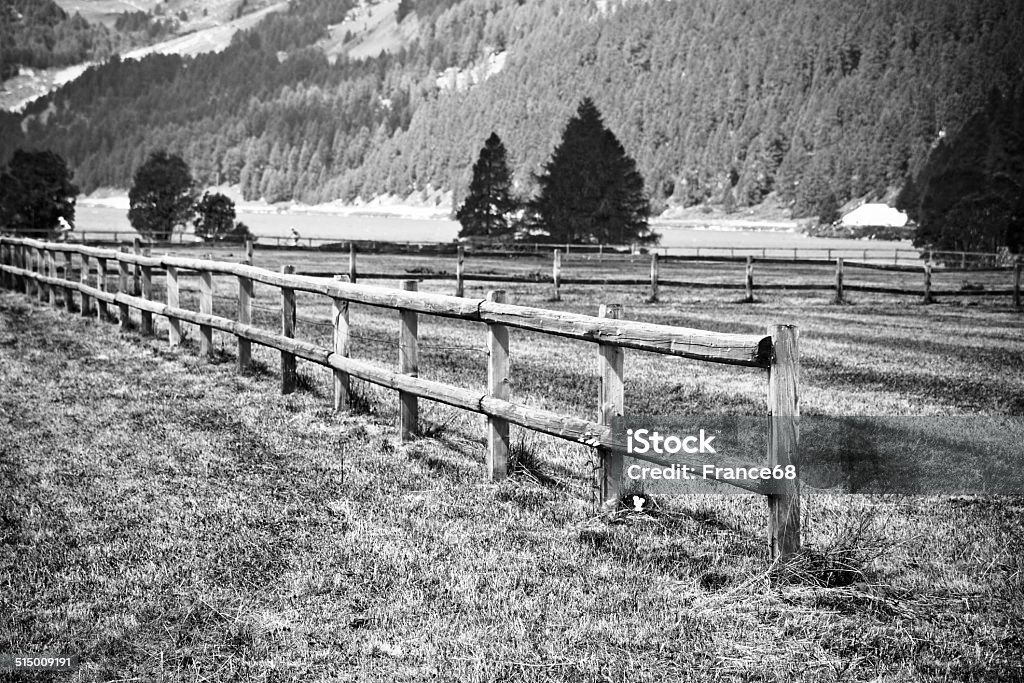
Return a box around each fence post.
[923,262,933,304]
[96,256,108,321]
[62,252,74,310]
[46,249,57,306]
[132,238,142,295]
[15,245,26,293]
[597,304,624,509]
[455,244,465,297]
[835,257,844,304]
[197,267,213,357]
[244,239,254,265]
[744,256,754,303]
[37,247,47,303]
[649,253,659,302]
[25,247,35,298]
[0,242,7,290]
[332,275,350,412]
[117,248,131,329]
[140,260,153,335]
[399,280,419,441]
[767,324,800,560]
[487,290,510,480]
[552,249,561,301]
[237,275,253,372]
[1013,262,1021,310]
[166,265,181,347]
[79,253,91,316]
[348,243,357,284]
[280,265,296,393]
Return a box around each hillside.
[2,0,1022,220]
[0,0,281,110]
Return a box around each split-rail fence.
[301,245,1023,307]
[0,236,801,559]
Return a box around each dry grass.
[2,250,1023,681]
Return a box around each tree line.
[0,148,250,242]
[2,0,1022,253]
[457,99,654,245]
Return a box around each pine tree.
[529,99,653,244]
[455,132,517,241]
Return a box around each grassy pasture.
[1,249,1023,681]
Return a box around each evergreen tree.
[900,87,1024,255]
[0,149,78,238]
[455,132,517,240]
[128,150,196,240]
[529,99,653,244]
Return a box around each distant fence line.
[0,236,802,560]
[299,244,1024,307]
[52,230,1010,266]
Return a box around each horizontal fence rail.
[1,236,804,558]
[290,245,1022,306]
[34,229,1010,265]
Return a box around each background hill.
[1,0,1022,219]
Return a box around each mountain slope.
[2,0,1022,219]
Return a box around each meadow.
[1,247,1022,681]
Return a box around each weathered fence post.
[597,304,624,509]
[552,249,561,301]
[244,239,254,266]
[14,245,26,293]
[79,253,91,316]
[1014,262,1021,309]
[835,257,844,304]
[166,265,181,347]
[649,253,659,302]
[767,324,800,560]
[332,275,350,412]
[0,242,7,290]
[96,256,108,321]
[37,247,47,303]
[399,280,419,440]
[923,262,933,304]
[744,256,754,303]
[198,267,214,357]
[280,265,296,393]
[348,243,357,284]
[132,238,142,295]
[25,247,36,299]
[455,245,465,297]
[62,252,74,310]
[117,249,131,329]
[46,249,56,306]
[487,290,510,481]
[237,274,253,372]
[140,260,153,335]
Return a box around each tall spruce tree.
[529,99,653,244]
[456,132,517,240]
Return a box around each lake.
[72,205,915,257]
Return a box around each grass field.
[2,249,1023,681]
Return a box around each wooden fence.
[295,245,1024,307]
[59,230,1009,264]
[0,236,801,559]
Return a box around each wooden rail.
[56,231,1003,264]
[295,247,1022,306]
[1,236,801,560]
